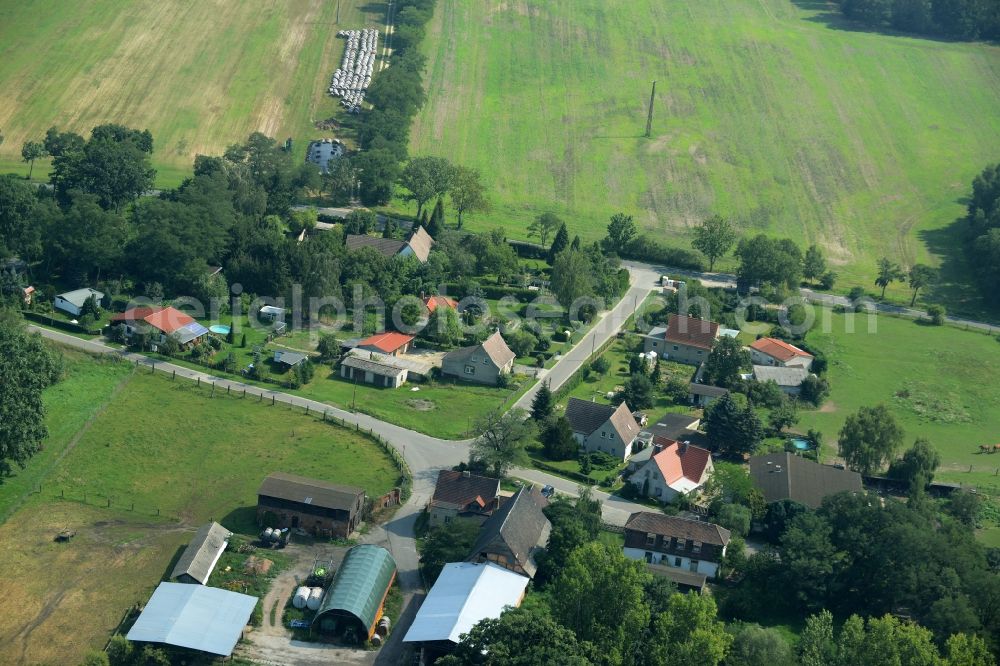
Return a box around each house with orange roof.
[630,436,713,503]
[110,306,209,347]
[749,337,814,370]
[354,331,415,357]
[423,294,459,314]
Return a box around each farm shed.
[126,582,257,656]
[170,521,232,585]
[403,561,528,660]
[257,472,365,538]
[313,545,397,642]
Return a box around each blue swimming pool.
[209,324,230,335]
[790,438,810,451]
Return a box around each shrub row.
[22,311,104,336]
[620,235,706,271]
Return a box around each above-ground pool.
[790,438,810,451]
[209,324,231,335]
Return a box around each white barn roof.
[403,562,528,644]
[126,582,257,656]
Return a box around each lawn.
[409,0,1000,293]
[0,0,387,187]
[797,310,1000,492]
[0,352,401,664]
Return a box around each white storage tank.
[306,587,323,611]
[292,586,310,610]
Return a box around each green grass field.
[797,310,1000,492]
[0,0,386,187]
[0,349,400,664]
[410,0,1000,289]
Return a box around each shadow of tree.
[916,215,991,319]
[787,0,995,44]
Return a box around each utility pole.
[645,81,657,138]
[336,0,341,23]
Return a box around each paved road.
[624,259,1000,334]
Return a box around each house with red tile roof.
[749,337,814,370]
[423,294,459,313]
[355,331,415,356]
[643,314,720,365]
[110,306,209,347]
[629,436,713,503]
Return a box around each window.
[652,341,658,347]
[692,541,702,554]
[697,350,703,355]
[645,533,656,547]
[689,560,699,572]
[672,345,679,351]
[654,487,662,497]
[444,515,452,523]
[676,539,686,550]
[644,551,653,563]
[674,557,681,567]
[464,365,475,375]
[600,431,607,439]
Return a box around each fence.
[22,311,103,336]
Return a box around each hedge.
[22,311,104,336]
[531,459,593,484]
[620,235,706,271]
[508,239,549,260]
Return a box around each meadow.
[0,350,400,665]
[797,310,1000,493]
[0,0,386,187]
[410,0,1000,289]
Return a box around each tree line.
[963,162,1000,305]
[838,0,1000,40]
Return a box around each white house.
[749,337,814,370]
[53,288,104,317]
[623,511,731,578]
[564,398,641,461]
[630,437,713,503]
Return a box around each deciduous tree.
[692,214,737,271]
[450,165,489,228]
[420,519,480,584]
[647,593,732,666]
[601,212,637,255]
[875,257,905,299]
[803,244,827,283]
[837,404,904,475]
[470,408,534,478]
[907,263,937,306]
[20,140,46,180]
[703,335,750,388]
[528,212,563,247]
[400,156,453,217]
[550,248,595,309]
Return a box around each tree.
[343,209,377,235]
[926,303,946,325]
[803,244,827,283]
[713,503,752,537]
[799,610,836,666]
[692,215,737,271]
[762,498,809,543]
[703,335,750,388]
[799,375,830,407]
[536,491,603,584]
[550,247,596,309]
[889,437,940,493]
[0,319,63,476]
[779,512,843,610]
[400,156,453,217]
[704,394,764,457]
[735,235,803,289]
[105,634,134,666]
[437,606,592,666]
[907,264,936,306]
[20,141,46,180]
[530,381,553,421]
[81,650,110,666]
[528,212,563,247]
[647,593,733,666]
[540,416,578,461]
[470,408,535,478]
[945,633,996,666]
[428,197,445,237]
[353,147,402,205]
[767,401,798,437]
[427,305,463,345]
[450,165,489,228]
[548,222,569,263]
[616,373,653,410]
[838,404,904,475]
[727,623,795,666]
[420,519,481,584]
[601,212,637,255]
[819,270,837,290]
[551,542,651,666]
[505,329,538,358]
[875,257,905,299]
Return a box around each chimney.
[680,440,690,454]
[462,470,471,478]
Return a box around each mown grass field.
[410,0,1000,287]
[797,310,1000,492]
[0,350,399,665]
[0,0,386,187]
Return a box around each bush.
[591,356,610,374]
[926,304,946,325]
[819,271,837,290]
[621,235,706,271]
[584,451,620,470]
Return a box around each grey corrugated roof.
[752,365,810,387]
[647,563,708,590]
[467,486,550,578]
[341,354,407,377]
[258,472,363,512]
[56,288,104,308]
[170,522,232,585]
[749,452,863,509]
[688,383,729,397]
[126,583,257,656]
[274,350,308,367]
